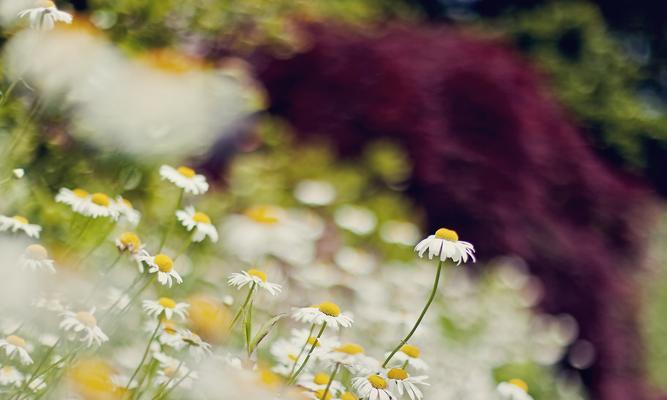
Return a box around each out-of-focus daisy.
[55,188,90,213]
[292,302,353,330]
[385,344,428,371]
[17,0,73,30]
[227,269,281,296]
[59,308,109,347]
[114,196,141,226]
[294,180,336,206]
[414,228,475,265]
[13,169,25,179]
[176,206,218,243]
[0,335,33,365]
[138,253,183,287]
[334,205,377,236]
[0,215,41,238]
[20,244,56,273]
[325,343,379,374]
[0,365,23,387]
[352,375,395,400]
[298,372,344,393]
[56,188,119,220]
[179,329,212,360]
[497,379,533,400]
[157,320,185,350]
[159,165,209,195]
[153,352,197,389]
[380,221,420,246]
[385,368,428,400]
[115,232,143,254]
[142,298,189,320]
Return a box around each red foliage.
[253,24,660,399]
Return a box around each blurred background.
[2,0,667,399]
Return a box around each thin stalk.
[287,322,327,384]
[153,369,191,400]
[158,189,183,251]
[382,260,444,368]
[151,359,183,399]
[125,320,161,398]
[286,323,316,378]
[229,283,256,332]
[320,362,340,400]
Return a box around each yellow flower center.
[367,375,387,389]
[509,379,529,392]
[314,389,333,400]
[13,215,28,224]
[91,193,110,207]
[307,336,320,347]
[73,188,89,198]
[434,227,458,241]
[162,322,178,335]
[120,197,133,209]
[318,302,341,317]
[192,212,211,224]
[76,311,97,327]
[6,335,26,348]
[288,353,298,362]
[158,297,177,309]
[41,0,56,8]
[163,367,178,378]
[387,368,408,381]
[336,343,364,355]
[341,392,358,400]
[119,232,141,252]
[400,344,421,358]
[247,269,267,282]
[154,254,174,272]
[259,368,281,388]
[177,166,196,178]
[2,366,14,374]
[244,206,279,225]
[313,372,330,385]
[26,244,48,260]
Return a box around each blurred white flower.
[335,247,376,275]
[414,228,475,265]
[292,302,353,330]
[142,297,189,320]
[153,352,197,389]
[228,269,282,296]
[385,368,429,400]
[298,372,344,393]
[55,188,119,220]
[17,0,72,30]
[12,168,24,179]
[20,244,55,273]
[113,196,141,226]
[380,221,420,246]
[0,215,41,238]
[334,205,377,236]
[497,380,533,400]
[385,344,428,371]
[0,365,23,387]
[324,343,379,374]
[176,206,218,243]
[59,308,108,347]
[0,335,33,364]
[352,375,395,400]
[294,180,336,206]
[160,165,209,195]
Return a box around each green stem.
[382,260,444,368]
[151,359,183,399]
[158,189,183,252]
[173,234,193,261]
[125,320,161,398]
[320,362,340,400]
[84,254,123,303]
[287,322,327,384]
[286,323,316,378]
[229,283,256,332]
[153,369,191,400]
[244,297,254,356]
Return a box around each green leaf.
[249,313,286,355]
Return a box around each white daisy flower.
[384,344,428,371]
[352,375,396,400]
[56,188,119,220]
[0,335,33,365]
[159,165,209,195]
[55,187,90,213]
[325,343,379,374]
[179,329,212,360]
[20,244,55,273]
[0,365,23,387]
[292,302,353,330]
[298,372,345,393]
[497,380,533,400]
[115,232,143,254]
[414,228,475,265]
[59,308,109,347]
[157,321,185,350]
[227,269,281,296]
[138,253,183,287]
[114,196,141,226]
[17,0,73,30]
[153,352,197,389]
[294,180,337,206]
[142,297,189,320]
[0,215,41,238]
[385,368,429,400]
[176,206,218,243]
[334,205,377,235]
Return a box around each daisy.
[159,165,209,195]
[157,321,185,350]
[385,344,428,371]
[0,365,23,387]
[143,298,189,320]
[352,375,395,400]
[114,196,141,226]
[0,215,41,238]
[17,0,73,30]
[227,269,281,296]
[59,308,109,347]
[153,352,197,389]
[55,188,90,213]
[176,206,218,243]
[325,343,379,374]
[298,372,344,393]
[179,329,212,360]
[0,335,33,365]
[385,368,429,400]
[294,180,337,206]
[292,302,353,330]
[497,379,533,400]
[115,232,143,254]
[138,253,183,287]
[334,205,377,236]
[79,192,120,220]
[20,244,56,273]
[414,228,475,265]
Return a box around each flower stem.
[287,322,327,384]
[321,362,340,400]
[158,189,183,252]
[229,283,256,332]
[126,320,161,398]
[382,260,444,368]
[286,323,316,378]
